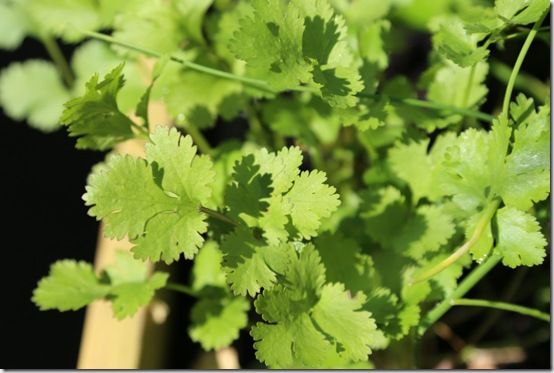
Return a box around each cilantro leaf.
[188,241,251,350]
[498,98,550,210]
[251,245,380,368]
[229,0,363,107]
[109,273,168,320]
[25,0,103,42]
[84,154,175,240]
[33,251,168,319]
[61,63,138,150]
[0,0,29,50]
[220,227,291,296]
[84,127,215,263]
[496,207,547,268]
[285,170,341,238]
[32,260,109,311]
[190,295,250,350]
[431,16,489,67]
[229,0,310,91]
[0,60,70,132]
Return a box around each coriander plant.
[1,0,550,368]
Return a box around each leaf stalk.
[412,199,500,284]
[452,298,550,322]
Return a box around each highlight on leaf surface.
[83,126,215,263]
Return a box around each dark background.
[2,19,551,369]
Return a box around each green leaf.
[229,0,310,91]
[70,41,147,113]
[0,0,29,50]
[225,154,273,224]
[61,63,138,150]
[103,250,169,319]
[284,170,341,239]
[393,205,456,260]
[84,155,175,239]
[498,98,550,210]
[315,232,376,294]
[156,65,243,129]
[25,0,103,42]
[32,260,109,311]
[84,127,214,263]
[431,16,489,67]
[220,227,291,296]
[189,295,250,350]
[191,241,227,291]
[33,251,168,319]
[109,272,168,320]
[0,60,70,131]
[255,146,303,195]
[496,207,547,268]
[112,0,186,54]
[251,245,379,368]
[229,0,363,107]
[496,0,549,25]
[388,140,432,204]
[360,186,409,247]
[311,283,379,361]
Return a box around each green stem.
[82,30,495,123]
[490,59,549,103]
[165,282,196,296]
[418,254,502,336]
[501,11,547,115]
[452,298,550,322]
[359,93,495,122]
[81,30,274,94]
[501,26,550,42]
[185,125,213,155]
[129,121,149,138]
[41,36,74,86]
[200,206,239,227]
[412,199,500,284]
[461,65,476,109]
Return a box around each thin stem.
[165,282,196,296]
[418,254,502,336]
[185,125,213,155]
[490,59,549,103]
[82,30,495,124]
[452,298,550,322]
[501,11,547,115]
[41,36,74,86]
[80,30,274,94]
[461,65,476,110]
[412,199,500,284]
[200,206,239,227]
[359,93,495,122]
[502,26,550,41]
[129,121,149,138]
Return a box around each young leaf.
[61,63,138,150]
